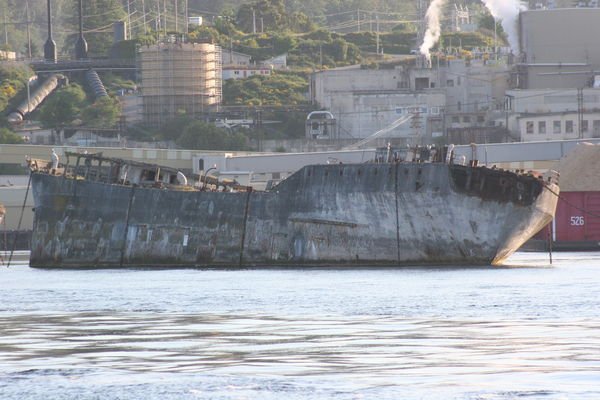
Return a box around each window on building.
[593,120,600,135]
[553,121,561,134]
[538,121,546,134]
[457,102,462,111]
[446,79,454,87]
[451,116,460,123]
[566,120,574,134]
[463,116,471,123]
[526,121,534,134]
[477,115,485,123]
[582,120,589,133]
[457,77,462,86]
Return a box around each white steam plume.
[481,0,526,53]
[419,0,448,62]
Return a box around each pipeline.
[7,74,65,123]
[85,69,108,99]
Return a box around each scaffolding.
[138,40,222,126]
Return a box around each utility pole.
[25,0,32,58]
[3,9,7,46]
[185,0,188,34]
[174,0,178,32]
[376,15,379,55]
[357,9,360,33]
[142,0,147,34]
[126,0,132,39]
[252,9,256,34]
[163,0,167,35]
[494,16,497,61]
[577,88,584,139]
[319,43,323,66]
[155,0,160,33]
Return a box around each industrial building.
[516,8,600,89]
[310,57,510,144]
[138,41,222,126]
[503,8,600,140]
[505,88,600,141]
[309,63,446,142]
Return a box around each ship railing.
[26,157,65,176]
[26,154,254,193]
[543,169,560,186]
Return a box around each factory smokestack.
[75,0,88,59]
[44,0,57,62]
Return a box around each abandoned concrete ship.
[27,147,559,268]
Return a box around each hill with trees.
[0,0,507,149]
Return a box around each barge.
[27,148,559,268]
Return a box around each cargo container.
[534,191,600,250]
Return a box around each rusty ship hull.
[28,160,558,268]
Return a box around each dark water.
[1,252,599,399]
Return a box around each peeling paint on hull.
[29,163,558,268]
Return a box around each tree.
[176,121,247,150]
[80,96,120,128]
[38,84,87,143]
[0,127,24,144]
[159,115,196,142]
[237,0,287,33]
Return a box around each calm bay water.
[1,252,599,399]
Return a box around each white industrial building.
[309,57,510,144]
[505,8,600,140]
[222,66,271,80]
[310,63,445,142]
[517,111,600,142]
[507,87,600,141]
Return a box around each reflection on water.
[0,252,599,399]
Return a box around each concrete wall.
[520,9,600,89]
[311,66,446,140]
[311,60,510,141]
[508,88,600,113]
[445,60,509,114]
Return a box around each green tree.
[80,96,120,128]
[223,74,308,106]
[176,120,247,150]
[477,13,506,44]
[38,84,87,142]
[271,33,297,54]
[0,64,33,113]
[0,127,24,144]
[237,0,287,33]
[159,115,196,142]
